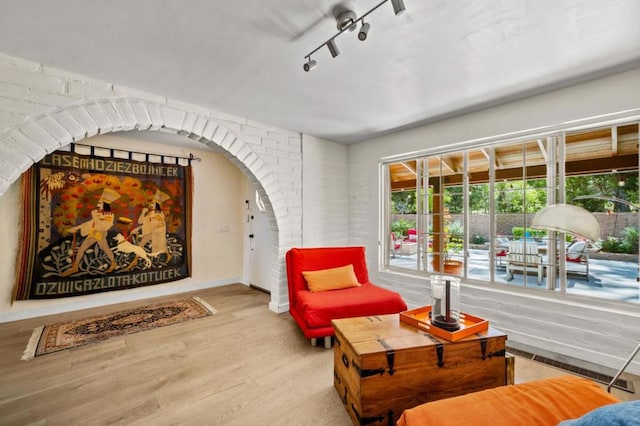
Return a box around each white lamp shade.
[530,204,600,241]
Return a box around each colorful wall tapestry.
[13,150,193,300]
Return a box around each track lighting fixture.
[303,59,317,72]
[391,0,406,16]
[302,0,407,72]
[327,39,340,58]
[358,22,370,41]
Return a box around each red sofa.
[286,246,407,343]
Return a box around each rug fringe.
[192,296,217,314]
[21,326,44,361]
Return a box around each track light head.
[391,0,406,16]
[327,39,340,58]
[358,22,370,41]
[303,59,317,72]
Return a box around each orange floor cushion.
[396,375,620,426]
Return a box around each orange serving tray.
[400,306,489,342]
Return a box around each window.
[384,121,639,305]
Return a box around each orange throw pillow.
[302,264,361,292]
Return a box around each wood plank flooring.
[0,284,636,425]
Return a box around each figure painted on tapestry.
[135,189,171,260]
[61,188,120,276]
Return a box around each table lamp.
[531,204,640,392]
[530,203,600,241]
[431,276,461,331]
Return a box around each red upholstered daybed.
[286,246,407,343]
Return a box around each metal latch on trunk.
[352,338,396,377]
[351,405,394,426]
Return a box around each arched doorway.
[0,97,298,313]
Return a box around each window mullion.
[489,147,496,282]
[463,151,469,279]
[558,132,567,292]
[416,158,424,271]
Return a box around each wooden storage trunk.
[333,314,507,426]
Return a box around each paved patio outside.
[389,249,640,304]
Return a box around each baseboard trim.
[269,300,289,314]
[249,284,270,295]
[0,277,241,324]
[507,346,635,393]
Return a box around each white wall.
[0,133,246,322]
[302,134,349,247]
[348,67,640,375]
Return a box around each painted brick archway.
[0,96,298,313]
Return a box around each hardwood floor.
[0,284,636,425]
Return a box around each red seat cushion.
[295,282,407,328]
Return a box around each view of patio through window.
[385,122,640,305]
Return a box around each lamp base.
[432,315,460,331]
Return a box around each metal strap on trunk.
[436,343,444,367]
[480,337,506,359]
[377,338,396,375]
[352,338,396,377]
[353,363,385,378]
[351,404,394,426]
[423,332,445,367]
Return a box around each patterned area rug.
[22,297,216,360]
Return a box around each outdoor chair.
[391,232,402,258]
[565,240,590,280]
[505,240,544,284]
[495,248,508,268]
[494,236,510,268]
[496,236,510,249]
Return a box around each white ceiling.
[1,0,639,144]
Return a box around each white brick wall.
[0,51,302,314]
[302,135,349,247]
